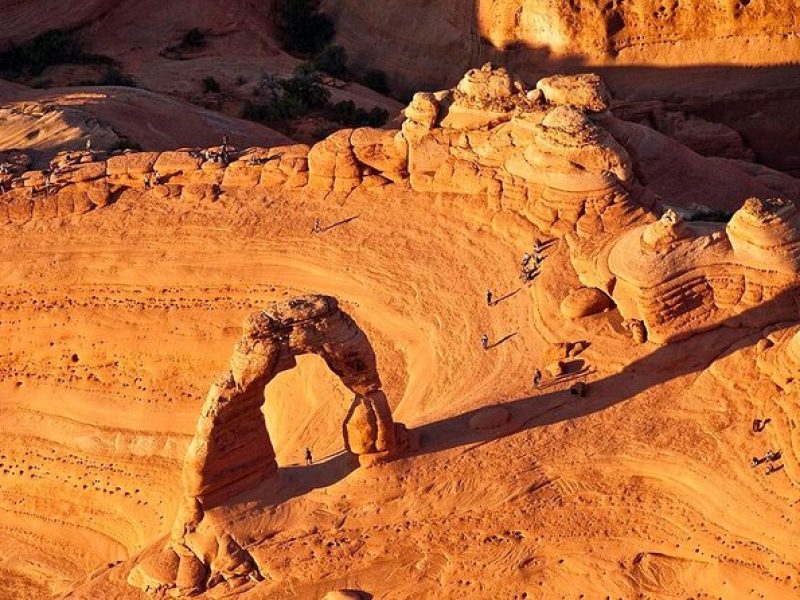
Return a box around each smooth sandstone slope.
[0,0,401,121]
[0,80,291,168]
[1,67,800,598]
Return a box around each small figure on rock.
[481,334,490,350]
[44,173,52,196]
[305,447,313,466]
[486,289,493,306]
[751,456,764,468]
[533,368,542,389]
[521,252,531,267]
[312,218,322,234]
[85,138,92,152]
[766,449,781,462]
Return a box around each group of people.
[520,238,546,282]
[751,418,782,474]
[481,237,549,350]
[751,449,782,474]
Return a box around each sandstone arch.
[129,295,405,596]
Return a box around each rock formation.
[326,1,800,88]
[128,295,405,596]
[5,64,800,348]
[570,198,800,343]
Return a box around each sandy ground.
[0,175,797,599]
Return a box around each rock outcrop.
[5,65,800,352]
[571,199,800,343]
[128,295,404,596]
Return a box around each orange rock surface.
[2,49,800,600]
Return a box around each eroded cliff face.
[327,0,800,89]
[325,1,800,174]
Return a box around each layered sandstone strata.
[570,200,800,343]
[4,65,800,349]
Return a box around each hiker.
[752,418,770,433]
[312,218,322,234]
[533,368,542,389]
[766,449,781,462]
[751,456,764,468]
[486,289,493,306]
[85,139,92,152]
[481,334,489,350]
[44,174,51,196]
[305,447,313,466]
[521,252,531,267]
[222,135,229,149]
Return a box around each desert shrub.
[242,73,330,123]
[358,69,390,95]
[0,29,85,76]
[182,28,207,49]
[202,75,221,93]
[325,100,388,127]
[279,73,330,108]
[310,45,348,78]
[98,66,136,87]
[276,0,334,54]
[687,208,735,222]
[109,137,142,152]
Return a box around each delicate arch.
[128,295,402,596]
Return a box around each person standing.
[305,447,313,466]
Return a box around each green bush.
[202,75,221,93]
[0,29,84,76]
[182,28,207,49]
[310,45,348,78]
[358,69,390,95]
[98,67,136,87]
[326,100,388,127]
[276,0,334,54]
[109,137,142,152]
[279,74,330,108]
[241,73,330,124]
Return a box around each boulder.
[536,73,611,112]
[560,287,614,318]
